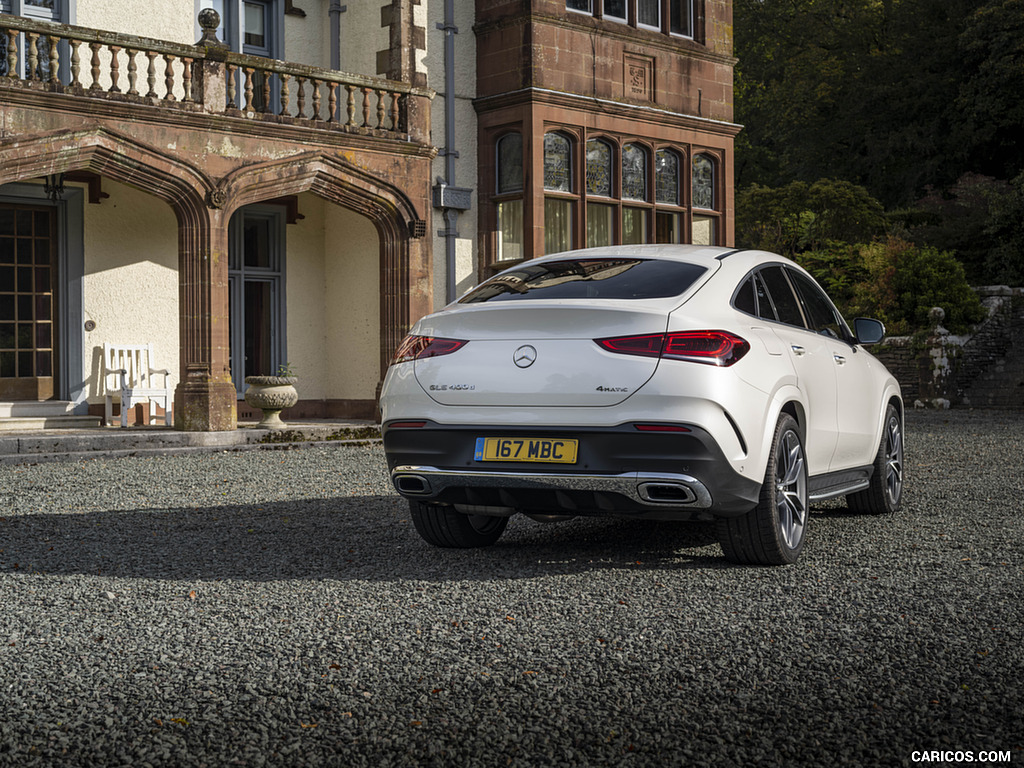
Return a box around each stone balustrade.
[0,13,427,140]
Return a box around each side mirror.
[854,317,886,346]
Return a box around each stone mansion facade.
[0,0,737,430]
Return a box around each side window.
[789,270,849,339]
[734,276,756,316]
[753,273,776,321]
[759,267,806,328]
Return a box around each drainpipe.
[433,0,473,304]
[329,1,345,70]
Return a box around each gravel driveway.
[1,410,1022,767]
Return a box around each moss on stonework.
[256,426,382,444]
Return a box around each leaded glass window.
[692,154,715,210]
[622,144,647,201]
[656,149,679,205]
[586,139,612,197]
[544,133,572,193]
[497,133,523,194]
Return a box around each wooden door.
[0,204,56,400]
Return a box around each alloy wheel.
[775,430,808,550]
[884,415,903,506]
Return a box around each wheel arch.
[749,387,808,481]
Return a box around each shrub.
[797,238,987,335]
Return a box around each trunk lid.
[413,302,670,407]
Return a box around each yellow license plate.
[474,437,578,464]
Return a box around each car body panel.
[379,244,902,525]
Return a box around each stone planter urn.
[244,376,298,429]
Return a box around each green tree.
[736,179,885,256]
[957,0,1024,182]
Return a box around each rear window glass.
[459,258,707,303]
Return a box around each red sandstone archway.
[0,129,430,430]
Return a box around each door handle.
[834,354,846,365]
[791,345,806,356]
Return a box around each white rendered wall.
[77,2,194,44]
[338,2,389,78]
[324,205,380,400]
[427,0,479,309]
[284,196,380,403]
[283,194,328,401]
[80,180,180,405]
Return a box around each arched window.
[585,139,613,197]
[691,153,718,245]
[622,144,647,201]
[692,153,715,210]
[586,139,615,247]
[655,149,683,243]
[497,133,523,194]
[543,133,572,193]
[544,132,575,254]
[621,144,648,244]
[495,132,524,261]
[656,149,680,205]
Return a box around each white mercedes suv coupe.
[379,245,904,565]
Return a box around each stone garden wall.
[871,287,1024,409]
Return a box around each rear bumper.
[382,421,761,519]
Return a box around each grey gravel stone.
[0,410,1022,767]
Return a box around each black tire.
[409,500,509,548]
[846,403,903,515]
[717,413,808,565]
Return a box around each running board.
[808,466,873,502]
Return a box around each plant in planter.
[244,364,298,429]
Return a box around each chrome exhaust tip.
[637,482,697,504]
[393,474,431,495]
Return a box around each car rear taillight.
[596,331,750,367]
[392,335,468,364]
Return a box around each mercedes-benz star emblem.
[513,345,537,368]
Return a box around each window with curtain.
[585,139,614,247]
[621,143,649,244]
[692,153,718,245]
[655,148,683,243]
[544,133,575,254]
[496,132,524,262]
[638,0,660,28]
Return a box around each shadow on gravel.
[0,495,747,582]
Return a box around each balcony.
[0,11,436,432]
[0,12,430,142]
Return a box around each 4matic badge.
[595,386,629,393]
